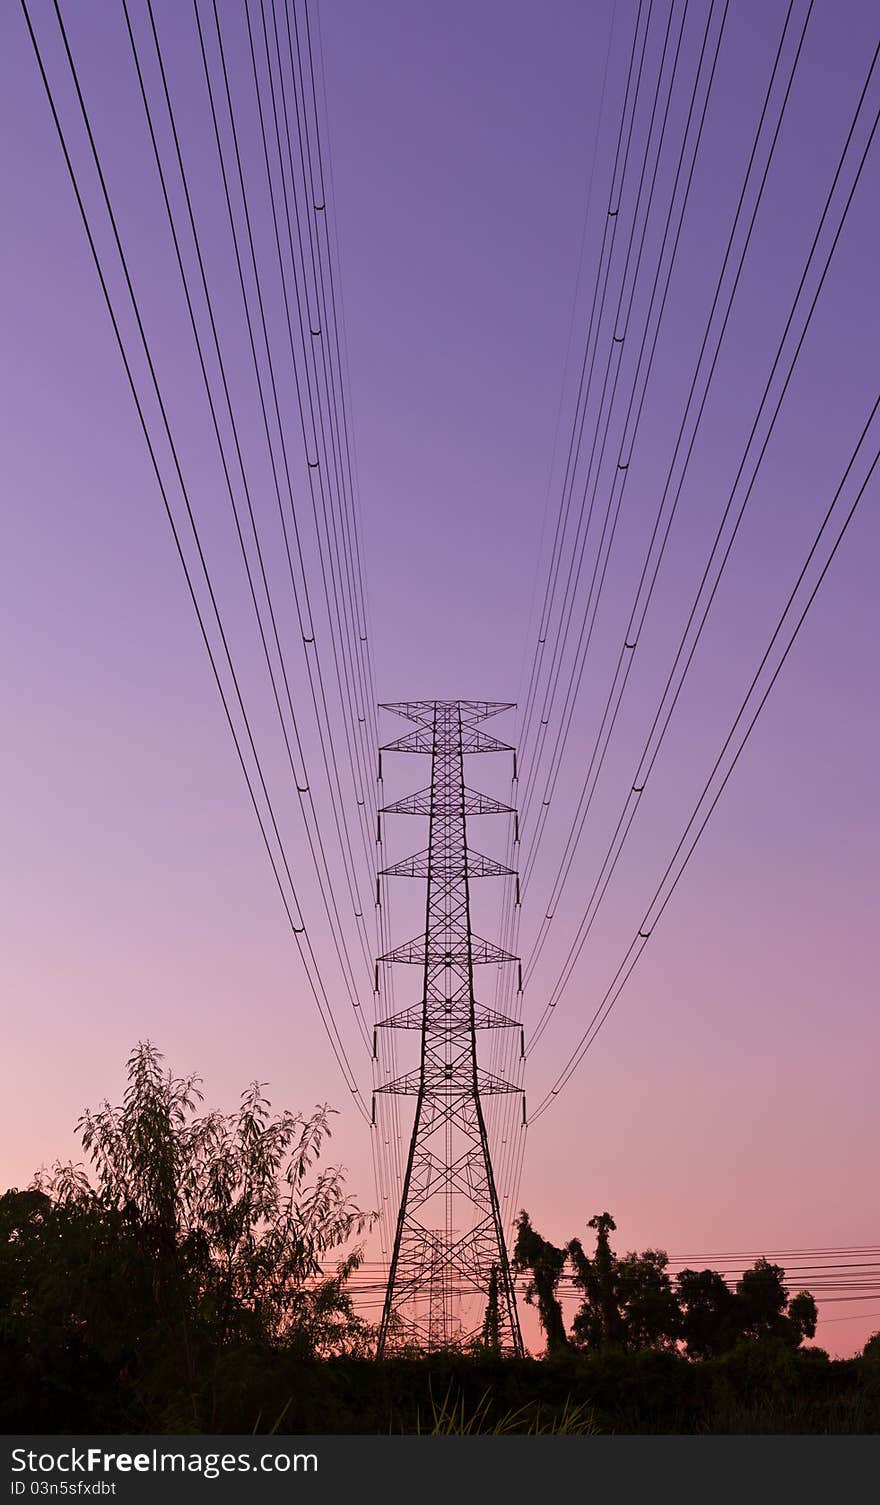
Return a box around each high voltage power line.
[295,1245,880,1332]
[490,0,731,1220]
[496,0,775,1225]
[515,0,802,923]
[20,0,377,1122]
[499,0,876,1219]
[19,0,877,1344]
[526,397,878,1120]
[121,0,371,1056]
[517,0,711,847]
[525,35,879,1071]
[519,0,792,908]
[22,0,412,1255]
[490,0,678,1241]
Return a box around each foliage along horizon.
[2,1043,878,1433]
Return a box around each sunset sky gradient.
[1,0,878,1355]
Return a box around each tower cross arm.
[380,699,515,727]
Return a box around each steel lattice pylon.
[374,700,523,1357]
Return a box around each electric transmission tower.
[374,700,524,1356]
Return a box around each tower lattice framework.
[375,700,523,1356]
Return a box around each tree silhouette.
[1,1043,373,1428]
[736,1257,789,1337]
[515,1211,818,1360]
[568,1213,679,1352]
[677,1259,817,1357]
[676,1267,743,1360]
[736,1258,817,1346]
[567,1213,621,1349]
[786,1290,818,1345]
[614,1248,681,1351]
[512,1210,569,1355]
[480,1264,501,1354]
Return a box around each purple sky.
[2,0,878,1355]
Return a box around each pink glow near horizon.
[1,0,878,1357]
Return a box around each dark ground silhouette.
[2,1045,877,1434]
